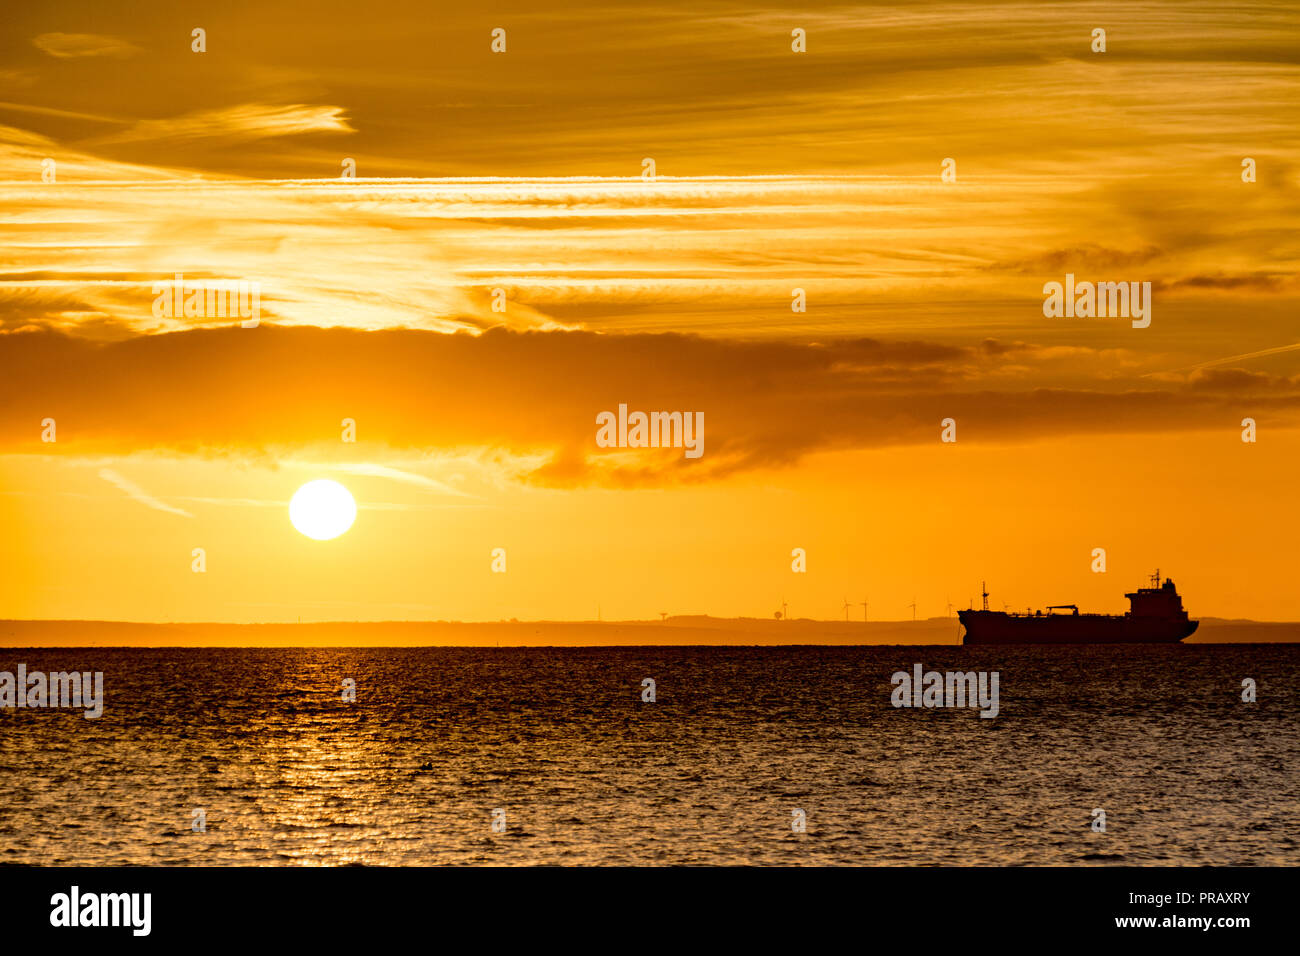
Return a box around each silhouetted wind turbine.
[859,599,868,622]
[909,599,917,622]
[842,597,852,621]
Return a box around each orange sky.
[1,2,1298,623]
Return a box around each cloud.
[0,120,203,180]
[5,326,1297,488]
[2,173,1294,352]
[93,103,353,146]
[0,2,1293,182]
[1158,273,1297,293]
[998,244,1166,275]
[32,33,141,60]
[1185,367,1300,392]
[98,468,192,516]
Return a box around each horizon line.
[3,615,1296,627]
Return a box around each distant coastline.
[1,616,1296,647]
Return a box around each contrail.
[1148,341,1300,376]
[327,463,477,497]
[98,468,192,517]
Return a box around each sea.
[1,645,1296,866]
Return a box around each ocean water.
[1,645,1296,866]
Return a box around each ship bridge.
[1125,572,1187,618]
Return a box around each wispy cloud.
[32,33,141,60]
[326,463,476,497]
[98,468,192,516]
[1,174,1294,343]
[93,103,353,146]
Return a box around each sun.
[289,479,357,540]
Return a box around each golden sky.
[2,2,1299,622]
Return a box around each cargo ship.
[959,572,1197,645]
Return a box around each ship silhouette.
[959,571,1198,645]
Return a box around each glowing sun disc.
[289,479,357,540]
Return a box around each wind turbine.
[945,597,954,618]
[842,597,852,621]
[859,599,868,622]
[909,599,917,622]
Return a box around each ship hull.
[959,610,1197,645]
